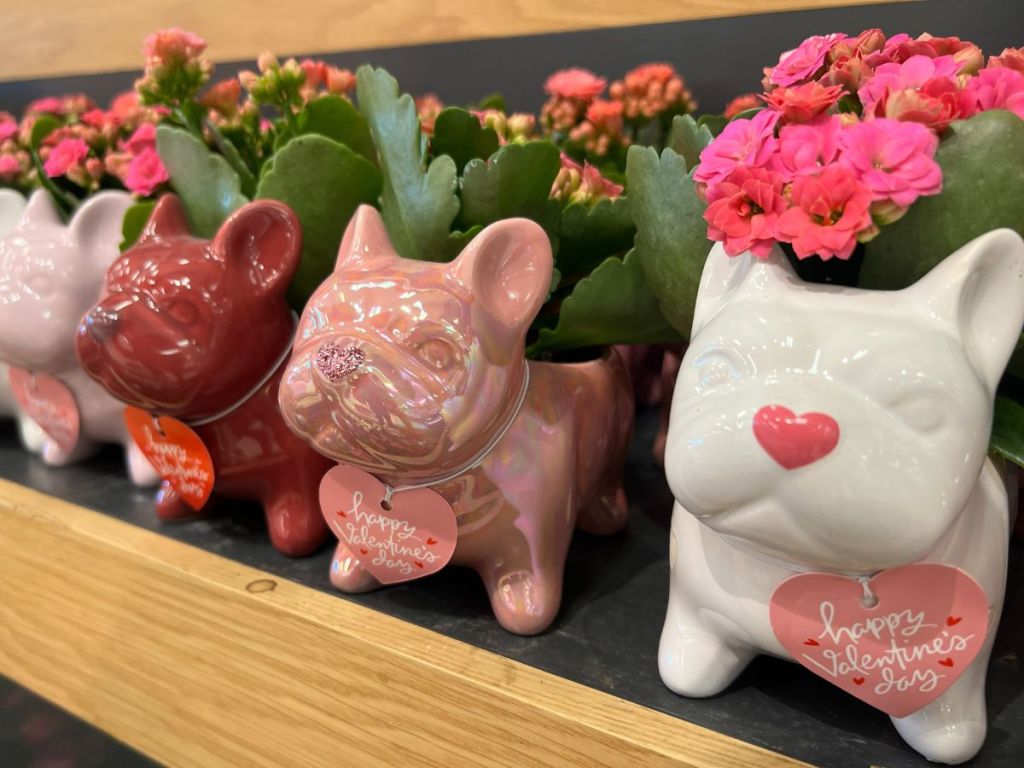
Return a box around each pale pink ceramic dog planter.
[0,189,158,484]
[279,206,634,635]
[660,231,1024,764]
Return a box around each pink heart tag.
[753,405,839,470]
[770,564,989,718]
[319,465,457,585]
[8,367,80,455]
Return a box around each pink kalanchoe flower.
[879,76,964,131]
[858,55,961,113]
[890,34,984,75]
[124,123,157,154]
[990,47,1024,75]
[325,67,356,96]
[694,109,780,188]
[838,118,941,207]
[704,165,787,258]
[768,33,847,88]
[776,164,873,261]
[762,81,843,123]
[80,109,110,129]
[724,93,760,119]
[124,147,169,196]
[959,66,1024,121]
[144,28,207,64]
[43,138,89,178]
[0,117,16,143]
[544,68,607,101]
[27,97,63,115]
[828,29,887,63]
[200,79,242,117]
[0,154,22,180]
[771,116,841,180]
[415,94,444,137]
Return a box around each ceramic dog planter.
[0,189,158,483]
[279,206,634,635]
[76,195,331,556]
[659,231,1024,764]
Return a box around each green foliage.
[860,111,1024,289]
[156,124,248,237]
[119,201,156,252]
[356,66,460,262]
[528,250,682,357]
[256,134,382,308]
[625,144,712,338]
[556,197,635,280]
[292,95,378,166]
[667,114,714,173]
[431,108,500,173]
[992,395,1024,468]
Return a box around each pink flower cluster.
[697,30,1024,260]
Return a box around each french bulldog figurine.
[76,195,331,557]
[0,189,43,450]
[660,231,1024,764]
[0,189,157,482]
[279,206,634,634]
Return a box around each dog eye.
[692,348,746,391]
[25,274,54,298]
[889,390,946,433]
[167,299,198,326]
[416,338,456,370]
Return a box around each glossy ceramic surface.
[280,206,635,634]
[76,195,331,556]
[660,232,1024,764]
[0,189,156,482]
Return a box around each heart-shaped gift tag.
[319,465,457,585]
[8,367,80,454]
[754,405,840,470]
[770,563,989,718]
[124,406,214,510]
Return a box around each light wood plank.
[0,478,807,767]
[0,0,909,82]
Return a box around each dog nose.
[314,341,365,384]
[85,307,119,342]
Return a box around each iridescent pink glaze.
[0,189,158,483]
[279,206,634,634]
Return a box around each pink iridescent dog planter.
[279,206,634,634]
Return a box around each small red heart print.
[337,509,348,518]
[939,658,954,667]
[414,561,424,569]
[359,547,368,555]
[947,616,962,626]
[853,677,865,686]
[426,537,438,545]
[804,638,820,646]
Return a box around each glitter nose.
[314,342,365,383]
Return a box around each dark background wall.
[1,0,1021,116]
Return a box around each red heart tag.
[770,564,989,718]
[753,405,839,470]
[124,406,215,511]
[319,465,457,585]
[8,367,80,455]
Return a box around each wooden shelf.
[0,478,805,768]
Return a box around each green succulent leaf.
[119,200,157,252]
[256,134,383,308]
[992,395,1024,468]
[697,113,729,137]
[477,93,507,112]
[458,141,561,238]
[356,65,460,262]
[527,250,683,357]
[205,120,258,197]
[556,197,635,279]
[667,114,714,174]
[626,144,712,337]
[860,111,1024,289]
[293,95,378,166]
[29,115,62,150]
[431,107,500,174]
[156,124,248,237]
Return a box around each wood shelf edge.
[0,478,807,768]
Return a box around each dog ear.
[214,200,302,298]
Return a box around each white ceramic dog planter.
[660,230,1024,764]
[0,189,157,484]
[0,189,44,451]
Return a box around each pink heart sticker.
[319,465,457,585]
[753,405,839,470]
[8,367,80,455]
[769,564,989,718]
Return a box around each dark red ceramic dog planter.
[76,195,331,556]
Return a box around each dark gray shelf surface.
[2,410,1022,768]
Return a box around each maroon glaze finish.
[75,195,331,556]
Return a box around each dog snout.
[84,306,120,342]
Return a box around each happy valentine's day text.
[340,491,443,576]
